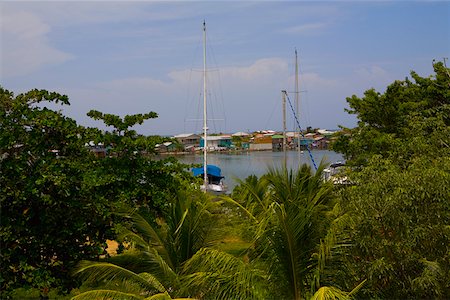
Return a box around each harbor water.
[172,150,344,191]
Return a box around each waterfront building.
[173,133,201,150]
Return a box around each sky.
[1,1,449,136]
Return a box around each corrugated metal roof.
[173,133,200,138]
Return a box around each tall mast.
[282,90,287,169]
[202,21,208,189]
[295,49,301,164]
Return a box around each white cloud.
[224,58,288,81]
[1,10,73,78]
[61,56,348,134]
[351,65,394,92]
[282,22,329,36]
[354,65,389,79]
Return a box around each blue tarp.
[192,164,224,178]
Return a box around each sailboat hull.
[193,164,227,194]
[201,183,227,194]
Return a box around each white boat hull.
[201,183,227,194]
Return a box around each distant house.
[286,131,300,139]
[200,135,232,150]
[155,142,177,153]
[271,134,284,151]
[232,131,250,137]
[317,129,336,137]
[252,135,272,144]
[173,133,201,150]
[85,141,107,158]
[305,133,317,139]
[250,135,273,151]
[300,138,314,149]
[313,136,329,149]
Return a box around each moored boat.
[192,164,227,194]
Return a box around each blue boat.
[192,164,227,194]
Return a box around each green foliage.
[86,110,163,155]
[180,248,268,300]
[231,135,242,148]
[72,190,266,299]
[337,156,450,299]
[330,60,450,299]
[84,110,192,215]
[332,61,450,165]
[231,164,346,300]
[73,163,360,300]
[0,87,192,297]
[87,109,158,136]
[0,87,114,296]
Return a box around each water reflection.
[171,150,344,191]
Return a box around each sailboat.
[192,21,227,194]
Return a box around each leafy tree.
[231,135,242,148]
[0,87,114,295]
[333,61,450,166]
[84,110,192,216]
[87,110,158,137]
[0,87,193,297]
[336,156,450,299]
[330,60,450,298]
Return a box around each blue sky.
[1,1,449,135]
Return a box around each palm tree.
[72,189,216,298]
[73,166,363,300]
[72,189,266,300]
[231,162,338,300]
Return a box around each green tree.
[231,135,242,148]
[0,87,193,297]
[333,61,450,166]
[336,157,450,299]
[330,60,450,298]
[0,88,114,295]
[87,110,158,136]
[84,110,192,216]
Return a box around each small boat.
[323,161,350,185]
[192,164,226,194]
[192,21,227,194]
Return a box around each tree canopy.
[330,60,450,299]
[0,87,191,298]
[333,61,450,166]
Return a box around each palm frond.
[73,261,166,293]
[412,259,444,297]
[347,279,366,298]
[72,289,143,300]
[144,291,197,300]
[144,293,195,300]
[310,286,351,300]
[118,227,152,250]
[235,163,338,299]
[220,195,258,222]
[128,212,173,267]
[180,248,268,299]
[233,175,270,214]
[139,248,179,285]
[144,292,172,300]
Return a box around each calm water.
[171,150,344,191]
